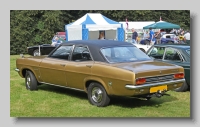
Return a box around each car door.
[163,48,190,84]
[39,45,73,86]
[65,45,94,90]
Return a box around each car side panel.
[39,58,68,86]
[65,61,93,90]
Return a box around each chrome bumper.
[15,68,20,72]
[125,79,185,90]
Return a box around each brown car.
[15,40,185,107]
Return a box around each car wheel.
[25,70,38,91]
[139,48,145,53]
[175,81,188,92]
[33,49,40,56]
[87,82,110,107]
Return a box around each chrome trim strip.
[15,68,20,72]
[125,79,185,90]
[39,82,85,92]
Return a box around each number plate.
[150,85,167,93]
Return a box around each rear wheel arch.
[85,79,110,94]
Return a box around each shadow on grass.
[24,83,178,108]
[38,84,88,100]
[109,95,178,108]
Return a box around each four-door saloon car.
[146,44,190,92]
[15,40,185,107]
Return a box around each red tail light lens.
[136,78,146,85]
[174,73,184,79]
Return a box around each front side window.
[101,46,151,63]
[71,46,92,62]
[164,48,181,61]
[147,46,165,59]
[49,45,73,60]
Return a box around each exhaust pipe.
[146,89,170,99]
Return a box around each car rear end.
[111,61,185,98]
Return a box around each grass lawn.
[10,55,190,117]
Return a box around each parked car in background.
[15,40,185,107]
[160,34,179,44]
[55,32,66,41]
[27,32,66,56]
[146,44,190,92]
[127,41,151,53]
[27,44,56,56]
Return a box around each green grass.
[10,55,190,117]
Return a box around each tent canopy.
[143,21,180,29]
[65,13,124,41]
[66,13,122,31]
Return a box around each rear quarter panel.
[90,62,135,96]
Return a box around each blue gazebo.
[65,13,124,41]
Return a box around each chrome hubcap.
[26,75,31,89]
[91,87,103,103]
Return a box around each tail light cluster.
[136,78,146,85]
[174,73,184,79]
[135,72,184,85]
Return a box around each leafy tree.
[10,10,190,55]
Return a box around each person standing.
[131,28,138,44]
[184,31,190,45]
[143,31,149,39]
[149,27,155,45]
[98,31,105,40]
[154,30,161,44]
[51,36,59,46]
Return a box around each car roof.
[60,40,135,62]
[61,40,133,47]
[153,44,190,49]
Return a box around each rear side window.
[147,46,165,59]
[164,48,181,61]
[71,46,92,62]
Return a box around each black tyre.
[25,70,38,91]
[87,82,110,107]
[33,49,40,56]
[175,81,188,92]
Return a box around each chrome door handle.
[60,64,65,67]
[86,65,92,68]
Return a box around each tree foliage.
[10,10,190,55]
